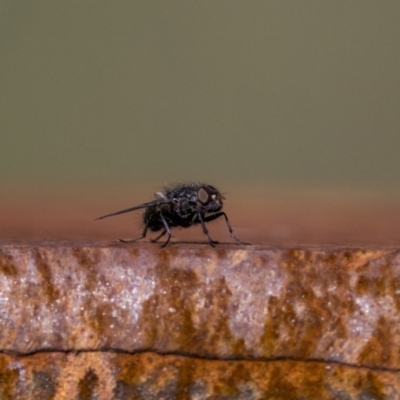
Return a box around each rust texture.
[1,352,400,399]
[1,242,400,397]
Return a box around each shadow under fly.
[96,183,249,248]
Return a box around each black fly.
[96,183,249,248]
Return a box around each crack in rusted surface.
[1,349,400,398]
[2,348,400,373]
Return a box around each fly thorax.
[179,199,193,217]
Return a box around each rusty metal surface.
[1,352,400,400]
[1,242,400,397]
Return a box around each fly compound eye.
[197,186,212,205]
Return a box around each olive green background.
[1,1,399,194]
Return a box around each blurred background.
[1,1,400,245]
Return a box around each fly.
[96,183,249,248]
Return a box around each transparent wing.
[154,191,167,200]
[96,199,172,220]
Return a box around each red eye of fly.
[197,186,212,205]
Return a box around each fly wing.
[96,199,171,220]
[154,191,167,200]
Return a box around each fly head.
[196,185,224,213]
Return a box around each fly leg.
[203,212,250,245]
[159,212,172,248]
[198,213,218,247]
[119,220,149,243]
[150,229,167,243]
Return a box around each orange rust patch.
[260,296,280,355]
[137,260,200,352]
[0,253,18,277]
[265,364,300,398]
[176,358,195,400]
[77,369,99,400]
[391,277,400,312]
[0,356,20,399]
[358,316,394,367]
[34,249,60,302]
[73,247,114,338]
[357,372,386,400]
